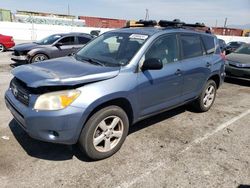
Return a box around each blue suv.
[5,20,225,160]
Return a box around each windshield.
[76,32,148,66]
[36,34,62,45]
[234,45,250,55]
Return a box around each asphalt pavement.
[0,49,249,188]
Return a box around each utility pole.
[145,9,149,20]
[215,19,217,27]
[224,17,227,28]
[67,4,70,15]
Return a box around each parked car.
[11,33,93,63]
[218,39,226,54]
[0,34,15,52]
[225,41,245,55]
[225,43,250,79]
[5,20,225,160]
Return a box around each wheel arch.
[208,74,221,89]
[84,97,134,127]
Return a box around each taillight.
[220,52,226,61]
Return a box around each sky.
[0,0,249,27]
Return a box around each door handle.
[175,69,182,76]
[206,62,212,67]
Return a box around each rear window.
[180,34,203,59]
[77,36,91,44]
[201,35,215,54]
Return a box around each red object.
[0,34,15,49]
[78,16,126,28]
[212,27,243,36]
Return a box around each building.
[14,10,85,27]
[0,8,12,22]
[16,10,76,19]
[78,16,126,28]
[212,27,243,36]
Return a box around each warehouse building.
[0,8,12,22]
[78,16,126,28]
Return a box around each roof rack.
[158,19,206,28]
[136,20,157,27]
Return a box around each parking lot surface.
[0,50,250,188]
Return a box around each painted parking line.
[181,109,250,153]
[116,109,250,188]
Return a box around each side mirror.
[55,42,63,47]
[141,58,163,71]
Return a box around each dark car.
[225,41,245,55]
[225,43,250,79]
[11,33,93,63]
[0,34,15,52]
[5,20,225,160]
[218,39,226,54]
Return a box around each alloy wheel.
[93,116,124,153]
[203,85,215,108]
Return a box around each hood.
[13,42,42,52]
[12,56,120,88]
[226,53,250,64]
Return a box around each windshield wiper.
[75,55,105,66]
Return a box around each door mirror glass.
[141,58,163,71]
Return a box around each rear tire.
[78,106,129,160]
[192,80,217,112]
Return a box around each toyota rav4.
[5,20,225,160]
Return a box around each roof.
[51,32,93,38]
[109,27,214,37]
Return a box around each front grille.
[13,50,19,56]
[229,63,250,69]
[10,78,30,106]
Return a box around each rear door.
[75,36,92,50]
[179,33,211,101]
[137,34,183,117]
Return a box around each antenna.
[145,9,149,20]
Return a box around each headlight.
[34,90,81,110]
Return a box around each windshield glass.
[76,32,148,66]
[234,45,250,55]
[36,34,62,45]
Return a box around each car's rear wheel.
[31,53,48,63]
[78,106,129,160]
[0,44,5,52]
[192,80,217,112]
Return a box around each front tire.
[78,106,129,160]
[193,80,217,112]
[31,53,48,63]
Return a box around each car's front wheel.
[78,106,129,160]
[193,80,217,112]
[31,53,48,63]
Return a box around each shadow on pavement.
[9,119,92,162]
[238,185,250,188]
[225,77,250,87]
[9,106,187,161]
[129,106,186,135]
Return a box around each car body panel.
[12,56,120,87]
[225,51,250,79]
[0,34,15,49]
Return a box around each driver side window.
[145,35,178,65]
[58,36,75,45]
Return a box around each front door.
[137,34,183,117]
